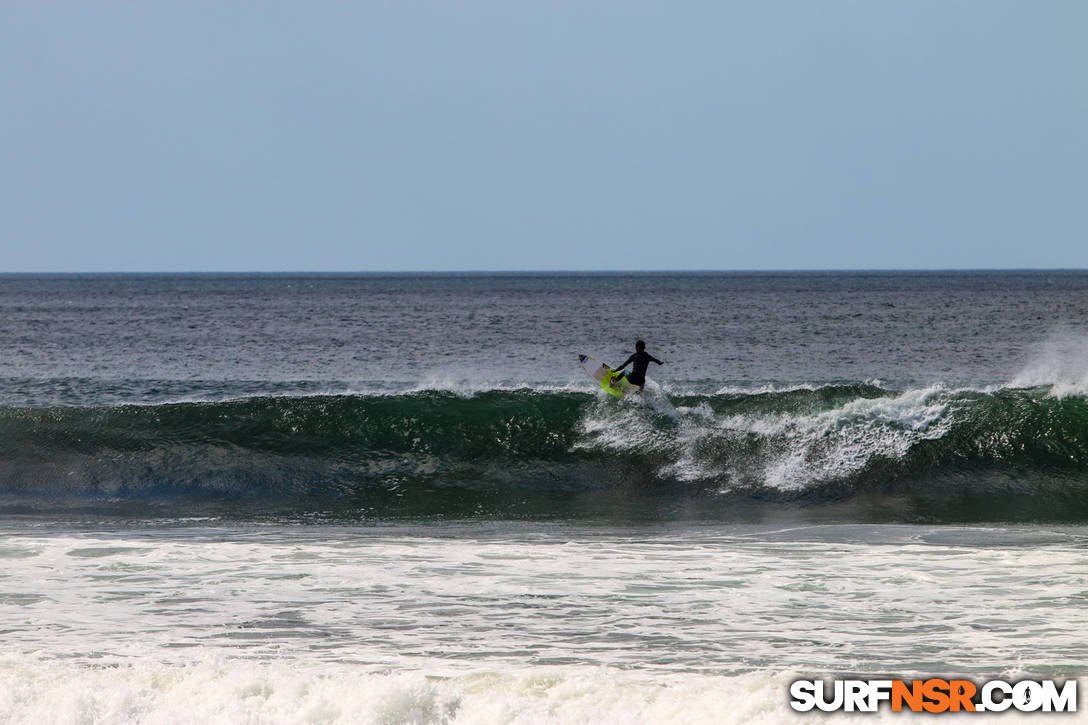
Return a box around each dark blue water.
[3,271,1087,522]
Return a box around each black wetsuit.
[616,350,662,386]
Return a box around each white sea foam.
[0,658,802,725]
[2,522,1088,718]
[2,524,1088,723]
[6,657,1073,723]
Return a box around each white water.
[2,523,1087,723]
[579,386,952,490]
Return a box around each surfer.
[611,340,663,392]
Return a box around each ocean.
[2,271,1088,723]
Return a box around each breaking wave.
[2,384,1087,522]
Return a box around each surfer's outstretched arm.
[615,354,636,372]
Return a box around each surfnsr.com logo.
[790,678,1077,713]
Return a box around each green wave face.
[2,386,1087,522]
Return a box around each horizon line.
[1,267,1087,276]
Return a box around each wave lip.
[1,386,1087,522]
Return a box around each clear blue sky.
[2,1,1085,272]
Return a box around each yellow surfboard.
[578,354,631,398]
